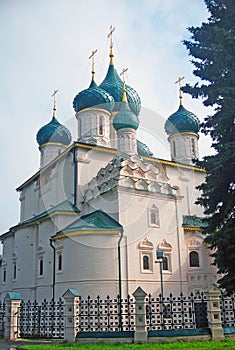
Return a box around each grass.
[19,339,235,350]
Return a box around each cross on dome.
[175,76,185,106]
[52,89,58,117]
[89,49,97,81]
[107,25,115,64]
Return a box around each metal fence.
[146,292,208,331]
[220,293,235,328]
[78,295,135,332]
[1,291,234,340]
[18,298,65,338]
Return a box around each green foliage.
[18,339,235,349]
[183,0,235,293]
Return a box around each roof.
[16,142,205,192]
[36,116,72,146]
[165,104,200,136]
[183,215,207,229]
[52,210,123,238]
[11,200,80,230]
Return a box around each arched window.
[162,256,169,271]
[13,263,17,279]
[189,251,199,267]
[39,258,44,276]
[151,212,157,225]
[191,138,196,157]
[99,116,104,135]
[173,140,176,158]
[58,254,62,271]
[139,237,154,273]
[149,205,160,227]
[3,269,6,282]
[143,255,150,270]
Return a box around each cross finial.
[89,49,97,81]
[107,25,115,64]
[120,68,128,82]
[175,76,185,105]
[52,89,58,117]
[120,68,128,103]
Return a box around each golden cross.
[120,68,128,103]
[107,25,115,50]
[120,67,128,82]
[175,76,185,105]
[89,49,97,79]
[52,89,58,117]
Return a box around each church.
[0,29,218,302]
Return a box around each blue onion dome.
[99,64,141,116]
[36,116,72,146]
[137,140,153,157]
[165,104,200,136]
[113,86,139,131]
[73,78,115,113]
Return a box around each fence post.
[62,288,80,342]
[133,286,147,343]
[205,284,224,340]
[4,292,22,340]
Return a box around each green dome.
[113,102,139,131]
[165,105,200,136]
[137,140,153,157]
[99,64,141,116]
[73,80,115,113]
[36,117,72,146]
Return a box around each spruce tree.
[183,0,235,294]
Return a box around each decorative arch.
[138,237,154,273]
[148,204,160,227]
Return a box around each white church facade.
[0,34,218,302]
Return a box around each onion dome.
[165,104,200,136]
[36,116,72,146]
[73,79,115,113]
[99,63,141,116]
[113,83,139,131]
[137,140,153,157]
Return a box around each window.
[39,258,44,276]
[191,138,196,157]
[13,263,17,279]
[162,256,169,271]
[158,239,172,274]
[58,254,62,271]
[143,255,150,270]
[139,237,154,273]
[99,116,104,135]
[189,251,199,267]
[173,140,176,158]
[149,205,160,227]
[151,212,157,225]
[3,269,6,282]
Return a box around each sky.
[0,0,213,233]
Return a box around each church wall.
[117,188,189,296]
[163,164,205,217]
[52,234,121,299]
[0,233,14,299]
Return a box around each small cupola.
[36,90,72,168]
[73,50,114,147]
[164,77,200,165]
[113,80,139,155]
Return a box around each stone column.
[133,286,148,343]
[205,284,224,340]
[62,288,80,342]
[4,292,22,340]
